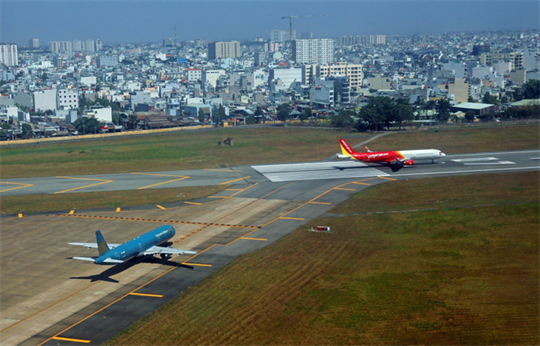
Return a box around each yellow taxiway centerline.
[54,176,113,194]
[219,176,251,185]
[137,176,190,190]
[52,336,91,343]
[129,292,164,298]
[0,181,33,193]
[241,237,267,241]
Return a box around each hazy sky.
[1,0,539,46]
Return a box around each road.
[0,149,538,345]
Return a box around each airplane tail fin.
[364,145,373,152]
[339,139,356,158]
[95,230,110,256]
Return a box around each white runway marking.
[252,161,389,182]
[463,161,516,166]
[452,157,498,162]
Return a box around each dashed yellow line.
[333,187,356,191]
[308,201,332,205]
[241,237,267,241]
[184,201,202,205]
[279,216,305,221]
[156,205,167,210]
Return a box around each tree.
[435,99,451,123]
[21,123,34,139]
[214,104,226,126]
[482,92,498,105]
[464,110,476,123]
[514,80,540,101]
[198,108,205,123]
[332,109,355,128]
[299,107,311,122]
[73,117,101,134]
[276,103,291,121]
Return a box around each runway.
[0,149,538,345]
[1,150,538,197]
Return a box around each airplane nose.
[440,152,446,157]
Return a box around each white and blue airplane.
[68,225,197,265]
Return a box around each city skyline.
[1,0,539,46]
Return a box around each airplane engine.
[404,160,414,165]
[160,253,172,259]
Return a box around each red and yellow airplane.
[337,138,446,169]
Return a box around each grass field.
[0,185,229,215]
[107,171,539,345]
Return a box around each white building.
[0,44,18,67]
[57,89,79,109]
[292,39,334,64]
[203,69,226,89]
[80,76,97,86]
[33,89,57,111]
[186,68,202,82]
[269,68,302,89]
[89,107,112,123]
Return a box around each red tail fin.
[339,139,355,156]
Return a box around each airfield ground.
[1,123,539,345]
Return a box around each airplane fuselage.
[95,225,175,264]
[353,149,445,164]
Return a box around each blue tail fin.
[95,230,110,256]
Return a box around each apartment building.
[0,44,18,67]
[302,62,362,90]
[186,68,202,82]
[207,41,241,60]
[292,38,334,64]
[271,30,295,43]
[480,51,524,71]
[57,89,79,110]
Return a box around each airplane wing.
[70,256,124,264]
[143,246,197,256]
[68,242,122,249]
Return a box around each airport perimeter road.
[0,150,539,197]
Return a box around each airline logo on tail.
[339,139,354,158]
[96,230,109,256]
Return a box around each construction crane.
[281,15,327,60]
[281,15,298,58]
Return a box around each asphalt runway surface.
[0,150,538,345]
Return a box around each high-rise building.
[0,44,18,67]
[207,41,241,60]
[271,30,295,43]
[292,39,334,64]
[28,38,39,48]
